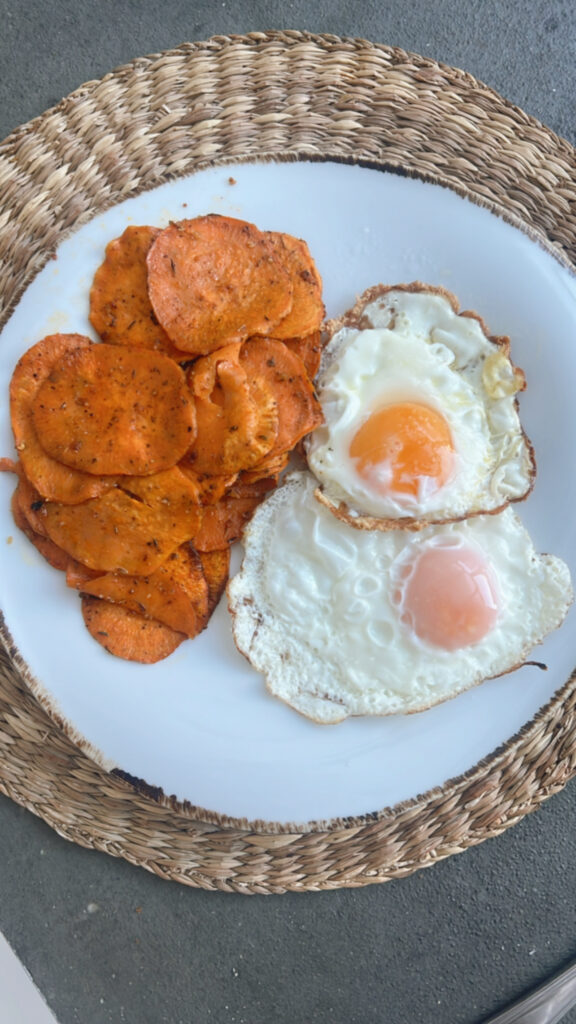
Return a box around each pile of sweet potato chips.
[1,214,324,663]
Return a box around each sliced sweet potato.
[197,547,231,614]
[146,215,293,354]
[192,475,277,551]
[117,465,202,508]
[11,483,71,571]
[32,344,196,476]
[176,463,238,505]
[89,225,190,360]
[42,469,202,574]
[239,338,323,456]
[11,475,104,580]
[189,341,243,400]
[66,562,102,590]
[12,472,50,537]
[226,475,279,501]
[159,544,210,632]
[264,232,324,339]
[282,330,324,380]
[189,506,229,553]
[81,595,185,663]
[78,544,209,638]
[9,334,116,503]
[238,451,289,485]
[186,344,279,475]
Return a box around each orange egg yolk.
[400,545,499,650]
[349,402,455,499]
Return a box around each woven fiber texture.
[1,31,576,893]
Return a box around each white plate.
[1,160,575,826]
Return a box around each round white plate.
[1,159,575,826]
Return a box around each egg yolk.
[349,402,455,498]
[401,544,500,650]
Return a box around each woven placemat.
[1,31,576,893]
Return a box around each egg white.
[228,472,572,723]
[306,285,535,527]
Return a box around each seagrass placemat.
[1,31,576,894]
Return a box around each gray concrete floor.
[1,2,576,1023]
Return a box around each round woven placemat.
[1,31,576,894]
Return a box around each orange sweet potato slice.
[117,464,202,507]
[9,334,116,503]
[11,483,71,571]
[264,232,324,340]
[282,330,324,380]
[186,344,278,475]
[42,468,202,574]
[192,475,277,552]
[32,344,196,476]
[11,475,103,580]
[176,463,238,505]
[197,547,231,614]
[12,471,51,537]
[66,561,102,590]
[239,338,323,457]
[227,475,278,501]
[239,451,290,485]
[78,544,209,638]
[189,507,229,553]
[89,225,190,360]
[81,595,185,663]
[146,215,293,354]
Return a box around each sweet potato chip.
[186,345,278,475]
[32,344,196,475]
[239,338,323,457]
[264,232,324,339]
[9,334,116,503]
[146,215,293,354]
[11,474,103,580]
[66,562,102,590]
[12,471,50,537]
[238,451,290,485]
[197,547,231,614]
[117,465,202,508]
[177,463,238,505]
[189,341,243,400]
[11,483,71,571]
[89,225,190,360]
[282,330,324,380]
[189,507,229,553]
[192,476,276,552]
[227,475,279,501]
[81,595,185,663]
[42,469,202,574]
[12,474,104,587]
[78,544,209,637]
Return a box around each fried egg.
[306,284,535,529]
[227,472,572,723]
